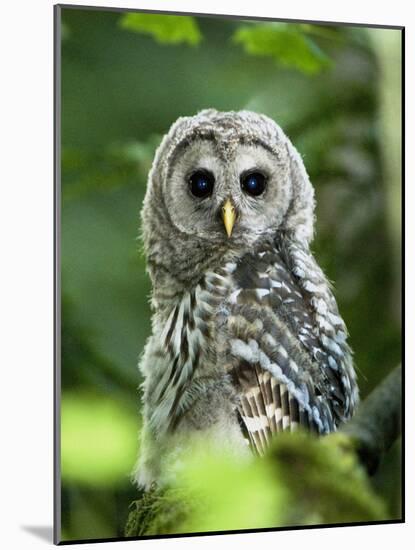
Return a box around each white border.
[1,1,411,548]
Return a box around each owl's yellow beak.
[221,199,236,238]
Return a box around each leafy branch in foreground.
[125,366,401,536]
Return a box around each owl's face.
[164,139,292,248]
[143,110,315,291]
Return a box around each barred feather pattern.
[226,238,358,453]
[146,237,357,456]
[148,263,235,434]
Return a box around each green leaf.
[233,23,332,75]
[119,13,202,46]
[179,448,286,532]
[61,393,139,487]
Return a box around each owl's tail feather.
[233,359,314,455]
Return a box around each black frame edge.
[55,2,404,30]
[53,3,62,546]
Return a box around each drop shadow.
[21,525,53,543]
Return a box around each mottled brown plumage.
[134,109,358,489]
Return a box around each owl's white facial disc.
[164,138,292,248]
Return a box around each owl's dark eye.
[241,171,267,197]
[188,169,215,198]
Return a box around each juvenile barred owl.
[134,109,358,488]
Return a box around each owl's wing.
[226,242,356,455]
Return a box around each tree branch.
[340,365,402,474]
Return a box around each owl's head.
[142,109,315,292]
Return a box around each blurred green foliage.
[119,13,202,45]
[233,23,332,74]
[59,6,401,542]
[126,432,387,536]
[61,393,138,487]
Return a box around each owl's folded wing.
[226,245,352,454]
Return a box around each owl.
[134,109,358,489]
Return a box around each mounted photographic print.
[54,4,404,544]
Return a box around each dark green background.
[59,7,402,542]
